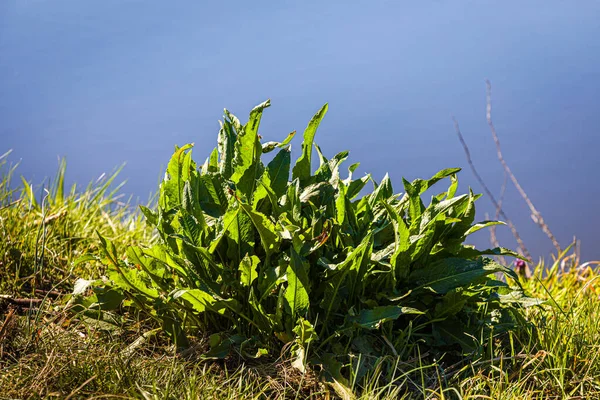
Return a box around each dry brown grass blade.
[64,374,97,400]
[485,80,561,254]
[452,117,532,262]
[0,307,16,342]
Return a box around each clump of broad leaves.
[75,100,538,384]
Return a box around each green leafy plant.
[76,100,538,379]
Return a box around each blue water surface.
[1,1,599,261]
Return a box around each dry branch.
[488,169,509,264]
[452,117,532,262]
[485,80,561,253]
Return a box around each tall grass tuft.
[0,151,154,296]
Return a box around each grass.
[1,154,600,399]
[0,151,155,296]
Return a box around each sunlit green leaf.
[292,103,328,183]
[239,254,260,287]
[284,248,310,316]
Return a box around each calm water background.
[1,1,599,261]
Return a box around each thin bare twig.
[486,212,506,266]
[485,80,561,253]
[452,117,532,262]
[494,171,508,225]
[488,169,509,264]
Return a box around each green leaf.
[224,109,243,133]
[253,147,290,207]
[180,242,225,286]
[179,213,203,249]
[240,337,269,359]
[409,218,438,261]
[231,102,269,198]
[347,233,374,299]
[284,248,310,316]
[172,288,216,314]
[139,205,158,227]
[247,100,270,135]
[491,290,545,307]
[261,141,279,154]
[346,174,371,200]
[293,317,318,346]
[162,143,194,209]
[434,290,471,319]
[321,233,373,325]
[292,103,328,183]
[336,180,348,226]
[217,119,236,179]
[464,220,505,236]
[371,173,393,203]
[96,231,120,265]
[144,244,190,280]
[456,246,527,262]
[208,147,219,172]
[262,131,297,154]
[349,305,424,329]
[381,201,411,280]
[107,268,159,299]
[284,179,302,224]
[446,173,459,199]
[239,254,260,287]
[254,179,282,216]
[419,194,469,233]
[412,168,461,195]
[447,189,477,237]
[127,246,166,283]
[300,181,335,205]
[313,143,330,174]
[410,257,515,294]
[73,254,97,266]
[320,354,354,400]
[221,206,254,265]
[280,130,296,147]
[198,173,227,216]
[403,178,423,223]
[327,150,350,183]
[182,180,208,232]
[239,203,280,256]
[346,162,360,179]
